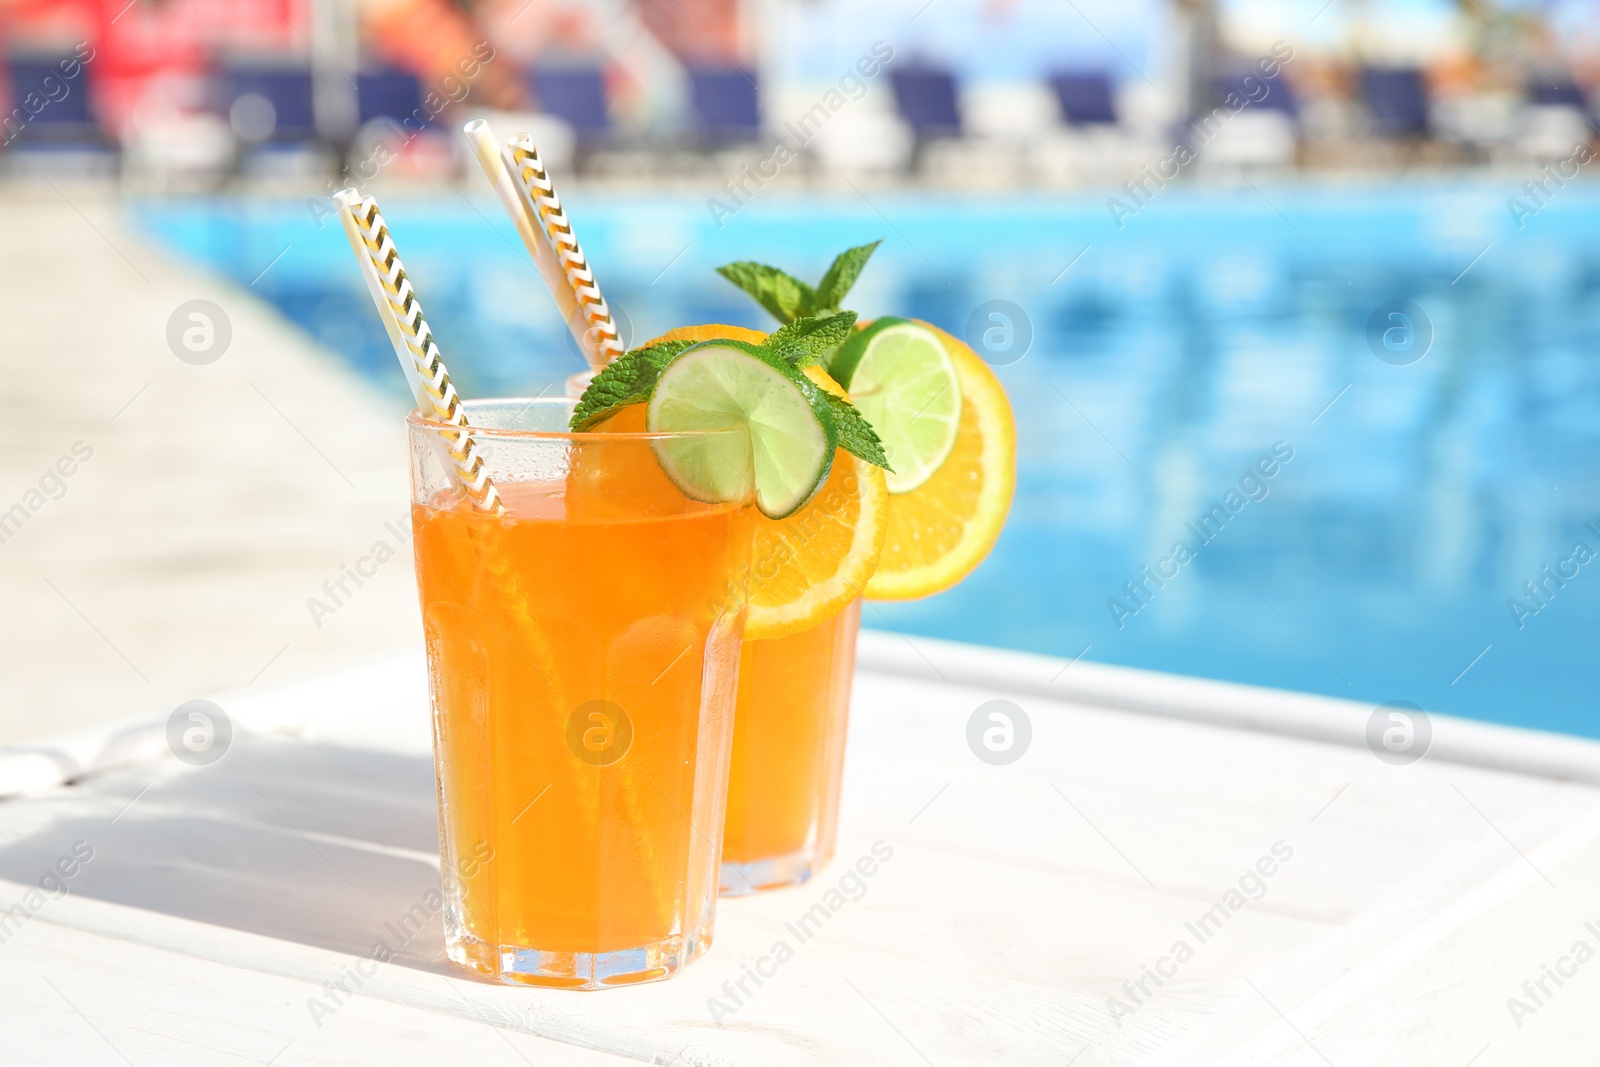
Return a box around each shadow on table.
[0,735,461,974]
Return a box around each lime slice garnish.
[647,340,837,519]
[829,318,961,494]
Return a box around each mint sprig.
[716,240,883,324]
[762,312,887,468]
[814,241,881,315]
[765,312,858,368]
[714,262,815,323]
[569,339,694,430]
[571,323,890,472]
[819,390,888,469]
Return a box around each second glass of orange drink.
[569,364,885,897]
[621,309,889,897]
[706,242,1017,895]
[723,526,866,894]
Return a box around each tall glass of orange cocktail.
[409,398,752,988]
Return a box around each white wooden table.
[3,633,1599,1066]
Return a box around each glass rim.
[405,396,745,443]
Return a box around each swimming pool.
[135,182,1600,739]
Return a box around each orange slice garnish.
[863,321,1015,600]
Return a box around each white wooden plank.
[0,917,630,1066]
[1,645,1598,1064]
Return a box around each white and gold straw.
[333,188,502,514]
[461,119,587,358]
[506,133,626,368]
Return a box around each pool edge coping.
[855,629,1600,786]
[5,634,1597,802]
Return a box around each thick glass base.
[445,924,713,990]
[720,845,824,896]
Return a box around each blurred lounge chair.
[1354,66,1444,166]
[352,68,422,166]
[221,61,318,144]
[1515,77,1594,161]
[1217,70,1298,119]
[889,66,961,142]
[358,69,423,127]
[1049,72,1117,127]
[1,50,116,174]
[888,65,969,180]
[1531,80,1588,110]
[349,68,464,182]
[1029,70,1154,187]
[1360,67,1429,138]
[217,59,328,180]
[530,65,611,147]
[1195,70,1299,172]
[689,67,762,146]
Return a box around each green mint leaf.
[764,311,858,367]
[813,240,882,313]
[820,390,890,470]
[569,340,695,429]
[715,262,816,323]
[717,240,883,323]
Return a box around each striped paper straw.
[461,119,587,361]
[506,134,626,368]
[333,189,502,514]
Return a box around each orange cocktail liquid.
[721,600,861,893]
[413,460,749,986]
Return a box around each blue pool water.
[134,183,1600,739]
